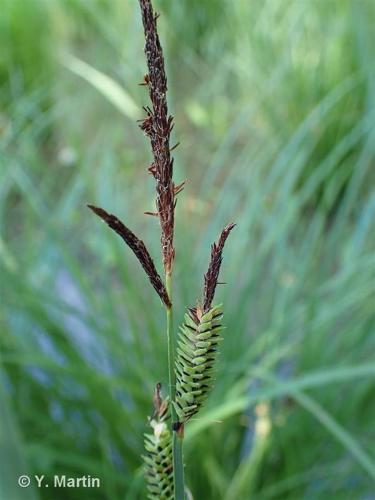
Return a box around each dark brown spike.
[203,223,236,312]
[88,204,171,308]
[139,0,178,274]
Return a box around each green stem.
[166,273,185,500]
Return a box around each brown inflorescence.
[139,0,182,275]
[88,205,171,308]
[203,223,236,312]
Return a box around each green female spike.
[174,304,224,424]
[143,384,174,500]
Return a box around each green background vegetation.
[1,0,374,498]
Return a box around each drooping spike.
[88,205,171,308]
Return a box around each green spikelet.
[143,385,174,500]
[174,303,224,423]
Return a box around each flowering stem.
[166,273,185,499]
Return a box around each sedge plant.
[88,1,234,498]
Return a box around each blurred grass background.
[1,0,374,498]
